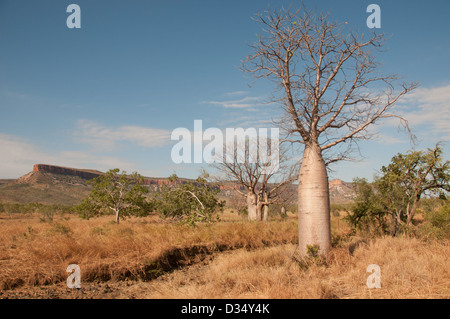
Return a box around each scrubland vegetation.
[0,200,448,299]
[0,145,448,299]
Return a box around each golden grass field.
[0,210,448,299]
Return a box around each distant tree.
[212,137,297,222]
[79,168,151,224]
[154,174,225,226]
[269,182,297,217]
[227,191,248,216]
[4,203,23,216]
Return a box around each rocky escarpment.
[328,179,355,203]
[5,164,355,205]
[19,164,188,187]
[32,164,103,180]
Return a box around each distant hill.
[0,169,93,205]
[0,164,204,205]
[328,179,356,204]
[0,164,355,205]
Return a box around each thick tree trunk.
[262,205,269,221]
[297,143,331,256]
[247,192,258,221]
[256,203,263,221]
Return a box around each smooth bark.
[247,192,259,221]
[298,143,331,256]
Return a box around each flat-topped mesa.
[329,179,344,186]
[32,164,103,180]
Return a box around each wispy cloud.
[224,90,249,97]
[202,96,269,109]
[373,133,406,145]
[399,84,450,141]
[74,120,172,151]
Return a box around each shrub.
[154,174,225,226]
[420,203,449,239]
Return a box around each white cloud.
[74,120,172,151]
[202,96,269,109]
[224,91,249,97]
[0,134,136,179]
[373,133,406,145]
[398,84,450,141]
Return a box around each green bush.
[344,178,389,236]
[154,174,224,226]
[421,204,449,239]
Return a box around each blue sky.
[0,0,449,181]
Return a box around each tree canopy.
[346,145,449,235]
[78,168,151,224]
[154,174,225,226]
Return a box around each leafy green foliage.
[376,145,449,231]
[421,203,450,239]
[345,146,450,236]
[345,178,389,235]
[293,244,327,270]
[154,174,225,226]
[78,168,152,224]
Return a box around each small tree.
[345,178,388,235]
[79,168,151,224]
[376,145,449,232]
[346,146,449,236]
[154,174,225,226]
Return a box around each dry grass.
[0,213,297,290]
[140,237,449,299]
[0,212,448,298]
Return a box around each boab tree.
[213,135,297,221]
[242,6,417,255]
